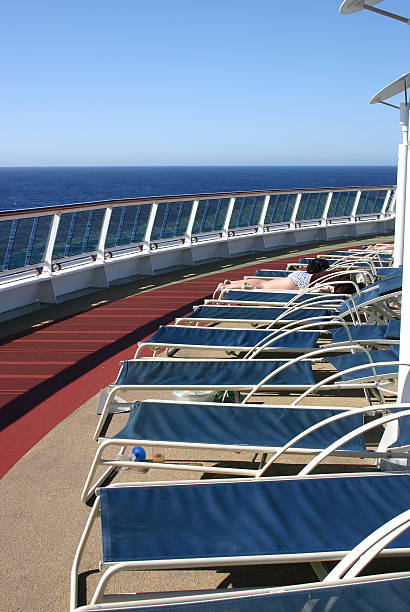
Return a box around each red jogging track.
[0,254,316,477]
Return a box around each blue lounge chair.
[136,319,399,358]
[211,273,400,309]
[210,288,347,307]
[300,251,393,268]
[83,400,410,502]
[177,304,338,326]
[135,325,322,357]
[71,468,410,609]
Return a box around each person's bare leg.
[261,277,299,290]
[214,275,299,298]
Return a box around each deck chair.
[73,507,410,610]
[134,325,323,357]
[209,288,349,308]
[82,401,410,502]
[210,273,401,309]
[322,249,393,261]
[214,269,367,304]
[302,250,393,267]
[71,466,410,610]
[94,346,401,439]
[178,304,340,327]
[135,318,399,358]
[177,295,398,329]
[253,263,399,282]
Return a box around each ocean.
[0,166,397,213]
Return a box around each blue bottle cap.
[132,446,146,462]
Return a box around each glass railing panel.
[6,218,31,269]
[383,190,395,214]
[52,210,104,258]
[0,220,14,271]
[82,208,106,251]
[192,198,230,233]
[105,204,152,248]
[29,215,53,265]
[265,193,297,223]
[229,195,265,228]
[327,191,355,217]
[356,190,386,215]
[4,216,53,270]
[66,211,88,256]
[52,212,76,259]
[296,192,328,221]
[151,200,193,240]
[65,210,104,256]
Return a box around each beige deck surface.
[2,234,406,611]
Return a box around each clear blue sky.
[1,0,408,166]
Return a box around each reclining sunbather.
[214,258,330,298]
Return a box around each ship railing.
[0,185,395,319]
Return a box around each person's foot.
[213,282,226,299]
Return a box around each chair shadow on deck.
[200,460,379,479]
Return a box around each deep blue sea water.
[0,166,397,213]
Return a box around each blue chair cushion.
[330,325,388,344]
[254,270,290,277]
[222,290,341,306]
[100,474,410,563]
[327,350,398,381]
[147,326,319,350]
[338,288,380,315]
[379,274,402,295]
[114,401,366,452]
[115,359,316,388]
[186,306,334,322]
[386,320,401,340]
[377,266,402,278]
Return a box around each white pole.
[398,135,410,401]
[393,103,409,267]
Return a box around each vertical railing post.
[185,199,199,243]
[97,207,113,261]
[381,189,392,215]
[386,189,397,218]
[350,190,362,220]
[223,197,236,237]
[3,220,18,271]
[43,212,61,275]
[321,192,333,224]
[257,194,271,232]
[143,202,158,250]
[390,190,397,214]
[290,193,302,228]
